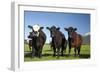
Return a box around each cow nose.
[34,31,37,34]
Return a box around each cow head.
[46,26,60,38]
[64,27,77,38]
[28,25,44,38]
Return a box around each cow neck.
[53,30,62,44]
[69,31,77,44]
[32,37,39,45]
[54,30,59,37]
[72,32,77,39]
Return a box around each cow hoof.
[74,54,76,57]
[68,54,70,56]
[39,57,42,59]
[57,56,60,59]
[39,55,42,58]
[61,54,64,56]
[31,56,34,58]
[78,54,80,57]
[53,54,56,57]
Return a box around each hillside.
[82,33,90,45]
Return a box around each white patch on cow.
[32,24,41,37]
[37,32,39,37]
[32,24,40,32]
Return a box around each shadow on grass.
[24,52,31,57]
[42,53,52,56]
[24,52,53,57]
[24,51,90,59]
[79,54,90,58]
[24,52,68,58]
[44,49,52,52]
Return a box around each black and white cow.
[28,24,46,58]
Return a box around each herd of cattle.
[27,25,82,58]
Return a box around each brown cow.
[64,27,82,56]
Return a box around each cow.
[64,27,82,56]
[46,26,67,58]
[28,24,46,58]
[28,40,32,51]
[28,32,33,51]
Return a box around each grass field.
[24,44,90,62]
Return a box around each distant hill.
[82,33,90,45]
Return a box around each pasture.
[24,44,90,62]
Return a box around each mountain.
[82,32,90,45]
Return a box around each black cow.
[64,27,82,56]
[28,25,46,58]
[47,26,67,58]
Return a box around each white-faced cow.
[28,24,46,58]
[47,26,67,58]
[64,27,82,56]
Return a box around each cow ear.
[74,28,77,31]
[40,27,44,30]
[28,25,33,29]
[57,27,60,30]
[64,28,68,31]
[39,27,44,31]
[46,27,50,30]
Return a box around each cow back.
[71,32,82,47]
[53,30,65,48]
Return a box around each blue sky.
[24,11,90,43]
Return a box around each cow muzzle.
[34,31,39,37]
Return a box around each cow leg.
[74,48,77,56]
[32,47,35,58]
[61,47,64,56]
[57,48,60,58]
[38,45,42,58]
[39,48,42,58]
[68,40,71,56]
[68,44,71,55]
[35,48,38,57]
[53,47,56,56]
[68,45,71,56]
[68,49,71,56]
[77,47,80,56]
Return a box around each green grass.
[24,44,90,62]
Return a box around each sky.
[24,11,90,43]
